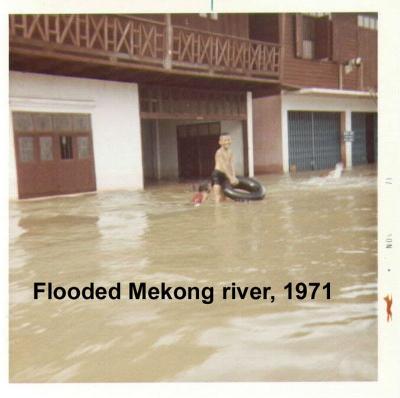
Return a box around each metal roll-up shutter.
[351,112,368,165]
[288,111,341,171]
[288,111,313,171]
[313,112,341,170]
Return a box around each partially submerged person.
[211,133,238,203]
[191,181,211,207]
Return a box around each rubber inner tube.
[223,177,266,201]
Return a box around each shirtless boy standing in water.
[211,133,238,203]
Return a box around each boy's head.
[219,133,232,149]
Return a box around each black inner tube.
[223,177,266,201]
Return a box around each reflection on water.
[9,165,377,382]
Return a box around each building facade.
[9,13,377,199]
[9,13,283,199]
[253,13,378,173]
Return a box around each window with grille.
[40,136,53,161]
[13,112,92,162]
[358,14,378,30]
[77,136,90,159]
[295,14,331,60]
[19,137,34,162]
[302,16,316,59]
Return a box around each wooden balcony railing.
[172,26,280,77]
[9,14,166,65]
[9,14,281,80]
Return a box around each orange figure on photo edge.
[384,294,392,322]
[192,181,211,207]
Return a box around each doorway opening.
[141,119,247,185]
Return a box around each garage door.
[13,112,96,199]
[288,111,341,171]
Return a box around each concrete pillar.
[282,106,289,173]
[246,91,254,177]
[345,109,353,170]
[164,14,173,70]
[154,120,162,179]
[9,111,18,199]
[340,112,347,168]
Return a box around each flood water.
[9,165,377,382]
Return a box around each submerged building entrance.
[139,85,249,183]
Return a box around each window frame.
[39,135,54,161]
[358,14,378,30]
[59,135,74,160]
[295,13,332,61]
[18,136,35,163]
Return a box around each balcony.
[9,14,281,84]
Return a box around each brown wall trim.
[140,112,247,120]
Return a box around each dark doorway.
[366,113,377,163]
[351,112,378,165]
[177,122,221,179]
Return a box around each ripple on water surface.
[9,165,377,382]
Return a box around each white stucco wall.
[9,72,143,199]
[281,92,378,173]
[9,113,18,200]
[141,119,180,181]
[246,91,254,177]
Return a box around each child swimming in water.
[191,181,211,207]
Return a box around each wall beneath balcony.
[140,119,245,181]
[9,71,143,199]
[253,94,283,174]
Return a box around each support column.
[345,110,353,170]
[246,91,254,177]
[359,62,364,91]
[340,112,347,168]
[339,64,344,90]
[164,14,173,70]
[154,120,162,179]
[9,111,18,199]
[282,105,289,173]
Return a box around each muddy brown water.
[9,166,377,382]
